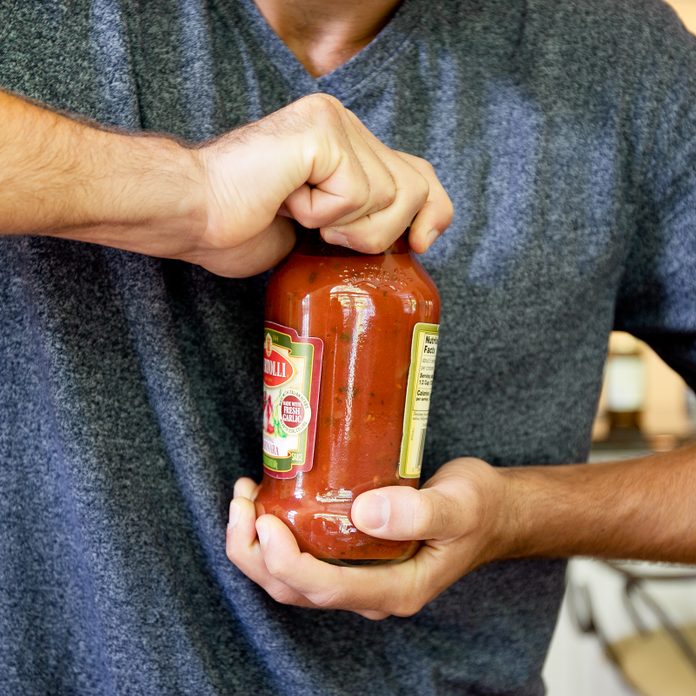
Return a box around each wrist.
[140,137,209,257]
[493,462,624,561]
[492,467,533,561]
[79,131,209,257]
[477,465,527,565]
[445,459,524,569]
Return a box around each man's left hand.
[225,458,510,620]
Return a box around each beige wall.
[666,0,696,33]
[593,334,692,442]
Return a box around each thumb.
[351,485,473,542]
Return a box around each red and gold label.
[262,321,323,479]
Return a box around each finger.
[321,155,429,254]
[255,514,426,616]
[351,483,479,542]
[226,497,315,608]
[407,199,449,254]
[285,150,395,232]
[233,477,259,500]
[319,106,397,226]
[284,162,370,231]
[336,115,452,253]
[317,115,431,253]
[227,497,259,553]
[396,152,454,254]
[284,96,394,229]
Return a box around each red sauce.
[256,228,440,564]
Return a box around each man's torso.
[1,1,692,693]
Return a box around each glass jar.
[255,226,440,564]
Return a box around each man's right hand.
[192,93,453,276]
[0,91,452,276]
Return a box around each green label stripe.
[262,321,323,480]
[265,329,313,468]
[263,451,293,473]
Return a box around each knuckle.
[307,588,344,609]
[296,210,326,230]
[391,597,424,618]
[225,537,243,565]
[357,234,390,255]
[267,585,296,606]
[312,92,341,108]
[371,613,391,622]
[402,170,429,210]
[263,556,288,581]
[360,610,391,621]
[233,477,257,499]
[346,181,371,210]
[375,182,397,210]
[298,93,342,123]
[417,175,430,205]
[412,495,438,537]
[344,109,363,127]
[419,158,436,175]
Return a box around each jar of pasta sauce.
[255,225,440,564]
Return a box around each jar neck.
[292,224,410,257]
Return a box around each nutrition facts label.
[399,322,439,479]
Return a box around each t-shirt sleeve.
[614,3,696,392]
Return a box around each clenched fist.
[192,93,453,276]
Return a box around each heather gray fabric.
[1,1,695,694]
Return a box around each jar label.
[262,321,323,479]
[399,322,439,479]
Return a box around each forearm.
[0,90,451,277]
[0,90,205,255]
[501,444,696,563]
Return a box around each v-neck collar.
[230,0,421,103]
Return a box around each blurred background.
[543,4,696,693]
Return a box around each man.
[1,0,695,694]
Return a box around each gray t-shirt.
[1,1,695,694]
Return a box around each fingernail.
[357,493,390,530]
[256,521,270,546]
[425,229,440,248]
[323,230,352,248]
[228,500,241,529]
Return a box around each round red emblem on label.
[280,394,304,429]
[278,389,311,435]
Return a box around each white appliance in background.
[544,559,696,696]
